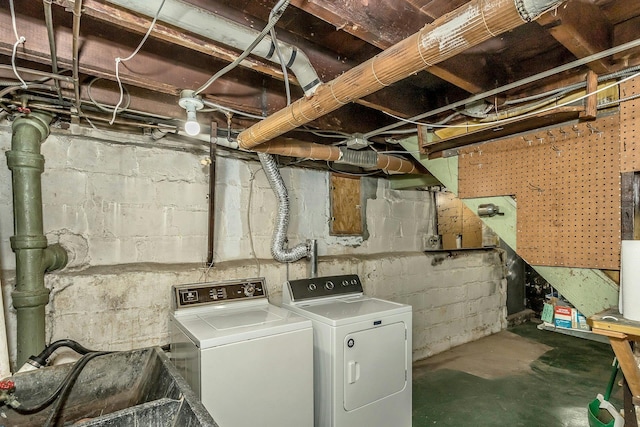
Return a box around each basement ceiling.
[1,0,640,166]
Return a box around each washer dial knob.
[325,281,335,290]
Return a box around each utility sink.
[0,347,218,426]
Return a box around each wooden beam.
[613,16,640,65]
[0,11,289,110]
[537,1,613,74]
[579,70,598,121]
[291,0,494,94]
[400,136,620,317]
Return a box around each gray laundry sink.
[0,347,218,426]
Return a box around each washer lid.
[294,296,411,326]
[173,303,312,348]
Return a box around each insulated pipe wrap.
[238,0,562,149]
[257,153,309,263]
[255,139,418,174]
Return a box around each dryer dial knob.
[308,283,317,291]
[325,281,335,290]
[243,283,256,297]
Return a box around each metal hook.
[586,123,602,138]
[559,128,567,139]
[572,125,581,137]
[522,136,532,146]
[547,130,555,143]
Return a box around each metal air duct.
[257,152,310,263]
[104,0,321,96]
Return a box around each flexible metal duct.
[238,0,564,149]
[256,138,418,174]
[105,0,321,96]
[257,152,310,263]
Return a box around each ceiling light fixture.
[179,90,204,136]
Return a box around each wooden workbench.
[589,309,640,412]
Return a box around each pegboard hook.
[572,125,581,137]
[547,130,555,143]
[559,128,567,139]
[522,136,532,146]
[586,123,603,138]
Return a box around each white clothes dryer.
[170,277,314,427]
[282,274,412,427]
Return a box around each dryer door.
[343,321,407,411]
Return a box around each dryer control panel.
[287,274,363,302]
[173,278,266,309]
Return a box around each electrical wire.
[247,166,262,276]
[271,27,291,105]
[87,78,131,114]
[382,71,640,130]
[364,38,640,139]
[9,0,27,89]
[202,100,266,120]
[110,0,166,125]
[194,0,291,95]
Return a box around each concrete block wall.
[0,124,505,366]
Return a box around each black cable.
[30,339,97,367]
[14,347,111,414]
[43,351,110,427]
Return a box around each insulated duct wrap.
[238,0,563,149]
[337,147,378,168]
[257,152,309,263]
[515,0,561,22]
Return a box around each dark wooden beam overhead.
[290,0,495,94]
[537,1,614,74]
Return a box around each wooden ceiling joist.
[291,0,494,94]
[537,1,614,74]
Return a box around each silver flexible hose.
[258,152,310,263]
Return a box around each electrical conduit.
[237,0,564,149]
[6,112,68,367]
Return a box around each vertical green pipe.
[6,112,67,366]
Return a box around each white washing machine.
[282,274,412,427]
[170,277,314,427]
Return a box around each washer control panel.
[287,274,363,302]
[173,278,266,309]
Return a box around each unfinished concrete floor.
[412,322,623,427]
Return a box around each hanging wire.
[194,0,291,95]
[110,0,167,124]
[270,26,291,105]
[9,0,28,88]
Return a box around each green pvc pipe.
[6,111,68,366]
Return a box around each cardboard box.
[554,305,572,328]
[572,308,590,331]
